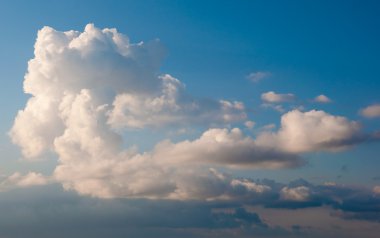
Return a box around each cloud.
[360,104,380,118]
[261,103,285,113]
[52,101,301,199]
[313,94,332,103]
[8,24,380,201]
[151,128,302,170]
[107,74,246,129]
[0,172,49,191]
[9,24,303,199]
[247,71,271,82]
[280,186,310,201]
[373,186,380,195]
[0,183,379,238]
[230,179,271,193]
[256,109,367,153]
[9,24,246,160]
[261,123,276,131]
[244,120,255,129]
[261,91,295,103]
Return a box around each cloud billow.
[8,24,379,200]
[9,24,295,199]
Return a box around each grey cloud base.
[0,180,379,238]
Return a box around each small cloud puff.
[360,104,380,118]
[261,91,295,103]
[313,94,332,103]
[256,109,366,153]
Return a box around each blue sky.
[0,1,380,237]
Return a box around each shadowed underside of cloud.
[0,181,380,238]
[8,24,379,200]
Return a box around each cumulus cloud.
[261,91,295,103]
[256,109,371,153]
[9,24,379,201]
[54,127,301,199]
[10,24,246,160]
[9,24,301,199]
[108,74,246,129]
[0,172,49,191]
[360,104,380,118]
[247,71,271,82]
[152,128,301,170]
[313,94,332,103]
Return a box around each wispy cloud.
[261,91,295,103]
[247,71,271,83]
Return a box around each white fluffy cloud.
[261,91,295,103]
[360,104,380,118]
[9,24,377,200]
[9,24,298,199]
[108,74,246,129]
[256,110,363,153]
[10,24,246,160]
[314,94,332,103]
[152,128,301,169]
[53,126,301,198]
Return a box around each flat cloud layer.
[9,24,378,199]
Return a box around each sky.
[0,0,380,237]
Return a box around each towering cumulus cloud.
[9,24,373,199]
[10,24,246,159]
[9,24,292,198]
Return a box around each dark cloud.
[0,180,379,237]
